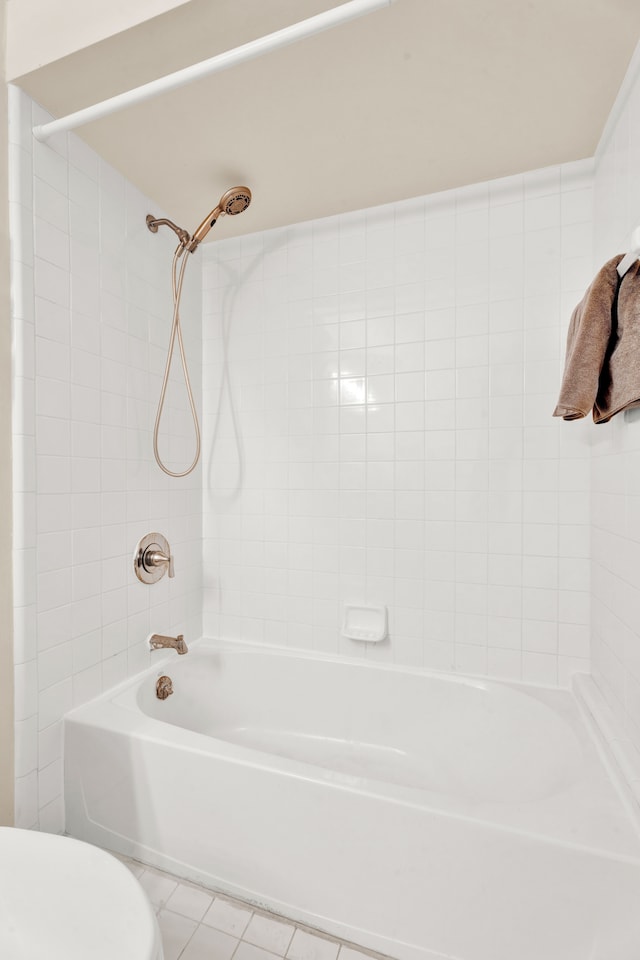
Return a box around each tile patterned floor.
[117,855,396,960]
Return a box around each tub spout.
[149,633,188,655]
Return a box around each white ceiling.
[15,0,640,241]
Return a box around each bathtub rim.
[71,634,588,713]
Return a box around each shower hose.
[153,244,201,478]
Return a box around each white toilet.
[0,828,163,959]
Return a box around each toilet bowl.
[0,828,163,959]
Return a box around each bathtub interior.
[132,642,585,803]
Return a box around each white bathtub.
[65,639,640,960]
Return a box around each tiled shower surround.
[201,163,594,682]
[10,88,203,830]
[10,87,600,830]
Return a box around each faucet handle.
[147,549,174,578]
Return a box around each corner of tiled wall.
[200,158,594,687]
[9,89,204,832]
[591,37,640,766]
[6,82,608,831]
[10,84,39,830]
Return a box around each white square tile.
[37,641,72,690]
[235,943,284,960]
[34,217,69,270]
[181,924,238,960]
[14,715,38,777]
[138,869,178,911]
[487,647,522,680]
[243,914,295,955]
[166,883,214,922]
[38,756,62,808]
[337,948,373,960]
[14,770,38,829]
[203,897,253,937]
[72,662,102,706]
[522,651,558,685]
[157,909,198,960]
[286,930,340,960]
[14,660,37,721]
[38,677,72,730]
[36,604,71,655]
[102,650,128,688]
[35,257,69,308]
[68,133,99,181]
[33,140,67,194]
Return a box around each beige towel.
[553,255,640,423]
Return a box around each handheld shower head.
[188,186,251,252]
[219,186,252,216]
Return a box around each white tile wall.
[10,88,203,830]
[591,43,640,761]
[10,85,605,831]
[201,161,594,684]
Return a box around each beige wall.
[6,0,191,79]
[0,0,14,826]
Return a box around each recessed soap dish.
[342,604,388,643]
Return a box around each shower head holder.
[146,214,191,247]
